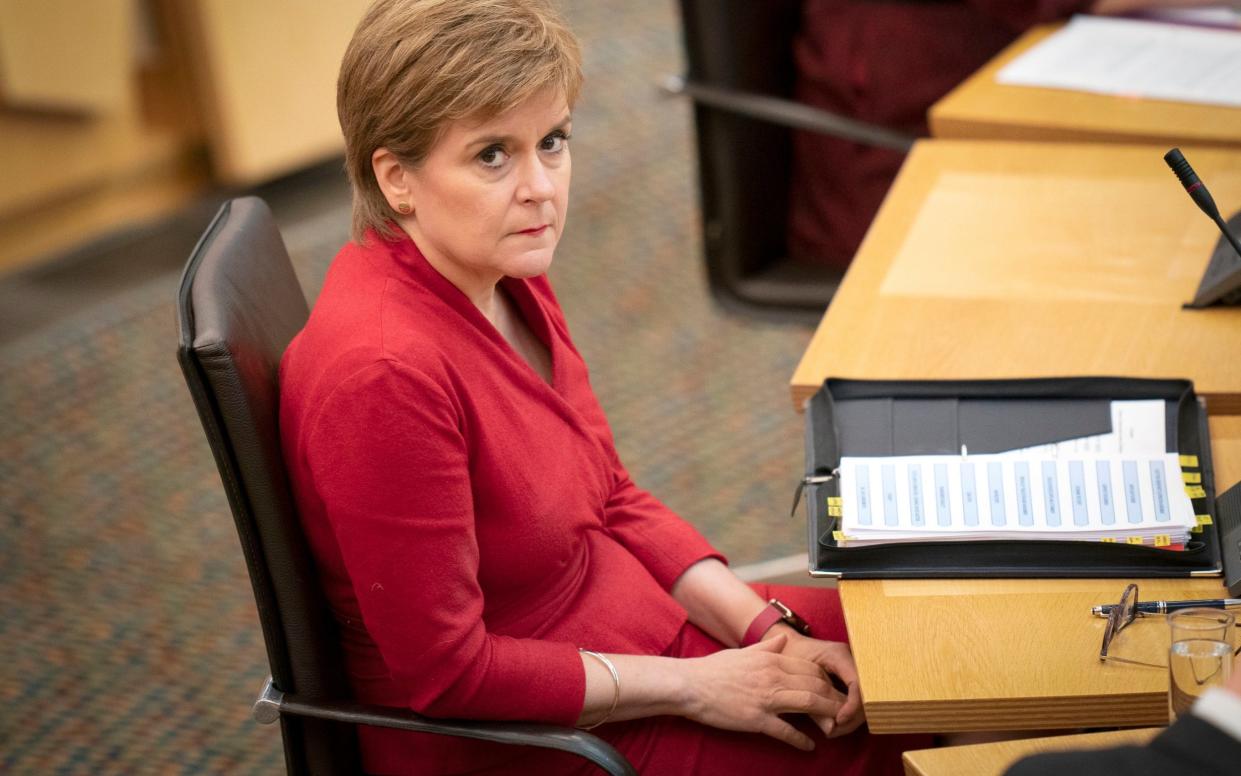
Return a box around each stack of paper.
[836,401,1201,548]
[996,15,1241,109]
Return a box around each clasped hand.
[681,632,865,751]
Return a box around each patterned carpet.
[0,1,820,772]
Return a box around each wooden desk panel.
[172,0,370,184]
[790,141,1241,412]
[929,24,1241,148]
[902,728,1160,776]
[842,576,1226,733]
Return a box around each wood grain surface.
[842,574,1228,732]
[790,141,1241,413]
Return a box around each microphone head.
[1164,147,1221,221]
[1164,147,1200,189]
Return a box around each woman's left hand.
[767,628,866,738]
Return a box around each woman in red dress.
[280,1,930,772]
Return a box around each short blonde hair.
[338,0,583,242]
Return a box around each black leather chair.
[175,196,635,775]
[672,0,914,317]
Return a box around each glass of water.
[1167,607,1235,719]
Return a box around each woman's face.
[390,89,572,297]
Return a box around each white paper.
[997,15,1241,109]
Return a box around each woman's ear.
[372,148,415,215]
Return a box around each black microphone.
[1164,147,1241,260]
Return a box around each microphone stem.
[1210,214,1241,261]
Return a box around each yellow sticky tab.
[827,506,842,517]
[1192,524,1204,534]
[1197,514,1214,525]
[1179,454,1199,467]
[1185,485,1207,499]
[1100,537,1117,543]
[1127,536,1145,545]
[1182,471,1202,484]
[827,497,843,506]
[832,531,845,543]
[1155,534,1171,547]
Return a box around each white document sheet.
[996,15,1241,109]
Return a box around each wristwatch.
[741,598,811,647]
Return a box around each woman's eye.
[541,131,570,153]
[478,146,509,168]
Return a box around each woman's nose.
[516,157,557,203]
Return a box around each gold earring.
[396,202,412,215]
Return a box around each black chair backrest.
[678,0,828,312]
[680,0,800,108]
[176,197,358,774]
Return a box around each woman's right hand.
[676,633,849,751]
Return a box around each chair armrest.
[252,676,637,776]
[662,76,915,152]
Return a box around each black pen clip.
[790,473,836,518]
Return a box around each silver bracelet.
[578,649,620,729]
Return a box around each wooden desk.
[837,415,1237,735]
[929,24,1241,147]
[902,728,1160,776]
[789,141,1241,413]
[843,575,1228,733]
[795,141,1241,732]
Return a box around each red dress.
[279,231,929,774]
[788,0,1091,269]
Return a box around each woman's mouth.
[517,225,549,236]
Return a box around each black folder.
[802,377,1225,579]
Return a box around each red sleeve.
[966,0,1094,32]
[601,461,727,590]
[304,360,585,723]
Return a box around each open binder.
[802,377,1227,579]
